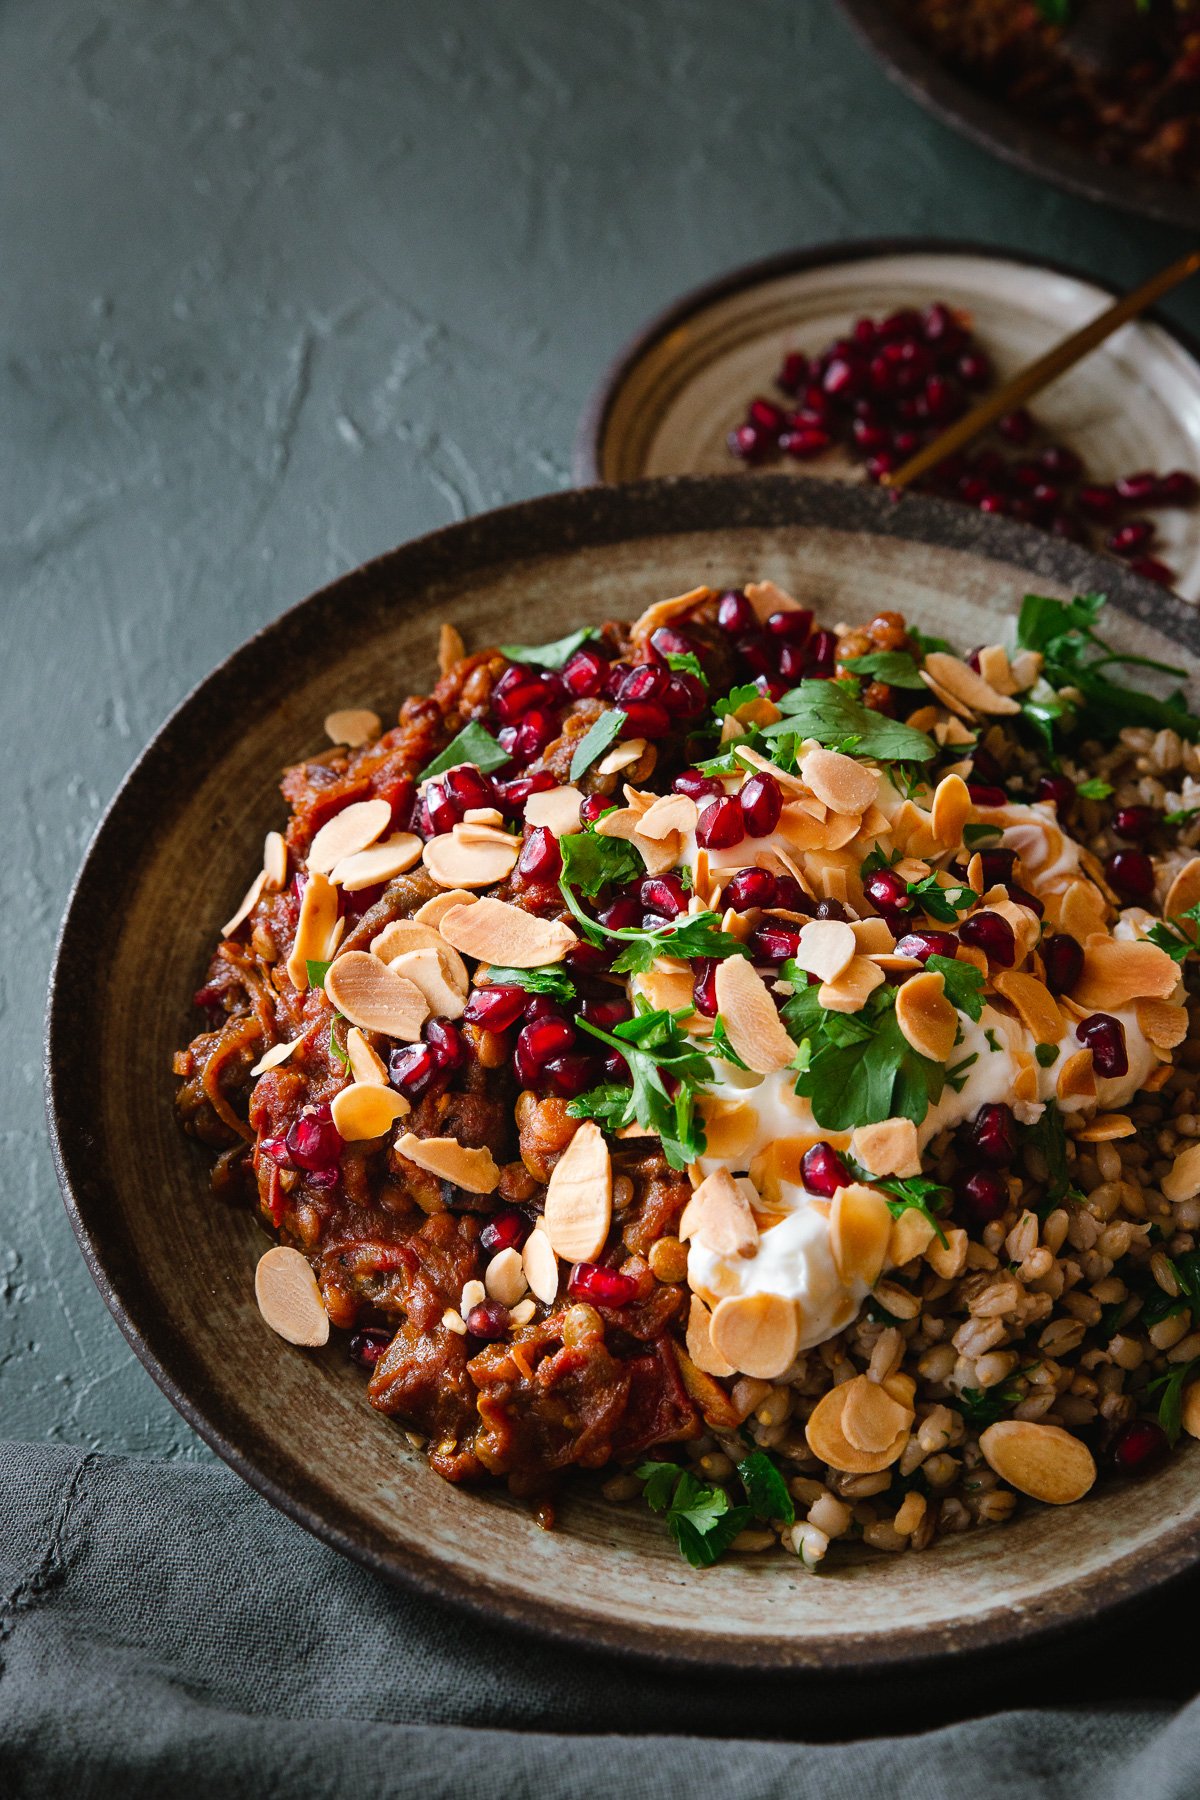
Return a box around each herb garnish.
[710,680,762,723]
[499,625,598,669]
[329,1018,349,1070]
[559,859,750,976]
[1035,1042,1060,1068]
[1147,1356,1200,1447]
[782,978,947,1131]
[569,709,628,782]
[906,872,979,922]
[710,1014,750,1070]
[863,1169,951,1249]
[1165,805,1200,826]
[558,829,643,898]
[954,1376,1028,1428]
[963,822,1001,848]
[570,998,714,1169]
[636,1451,794,1567]
[761,678,937,764]
[843,649,928,689]
[419,719,511,783]
[927,954,985,1021]
[486,965,575,1000]
[306,959,332,989]
[665,650,708,686]
[1145,900,1200,964]
[1019,1104,1084,1212]
[1075,779,1113,801]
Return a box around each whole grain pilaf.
[174,582,1200,1568]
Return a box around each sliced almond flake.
[324,708,381,748]
[824,813,863,851]
[805,1379,909,1474]
[1136,998,1189,1049]
[346,1026,389,1086]
[438,895,576,967]
[637,793,698,840]
[905,704,941,734]
[455,821,522,847]
[686,1295,736,1378]
[851,1117,921,1179]
[870,951,922,975]
[777,806,835,852]
[829,1182,892,1286]
[596,738,647,777]
[308,798,393,875]
[859,802,892,837]
[888,799,940,860]
[979,1421,1095,1505]
[331,832,424,891]
[484,1246,528,1307]
[1055,880,1107,942]
[637,968,696,1014]
[710,1291,800,1380]
[957,942,989,978]
[387,946,467,1020]
[1008,649,1044,691]
[254,1246,329,1347]
[522,1228,560,1305]
[696,1095,758,1158]
[543,1121,612,1261]
[736,696,783,730]
[285,870,339,990]
[463,806,505,827]
[438,621,465,676]
[679,1168,759,1258]
[1165,857,1200,926]
[931,773,971,847]
[1144,1063,1175,1091]
[791,918,857,983]
[744,578,803,622]
[1073,1112,1136,1142]
[889,1206,937,1267]
[413,888,478,928]
[326,915,346,957]
[966,852,986,895]
[630,584,713,641]
[976,644,1018,695]
[819,955,885,1015]
[324,950,428,1040]
[731,743,809,791]
[819,866,849,904]
[920,669,974,722]
[1078,845,1122,907]
[927,1226,968,1279]
[371,919,469,998]
[1012,1053,1039,1107]
[842,1376,915,1455]
[594,804,682,876]
[263,831,288,892]
[222,869,267,939]
[524,785,585,836]
[1073,938,1179,1009]
[750,1135,827,1205]
[799,746,879,815]
[395,1131,500,1194]
[719,907,754,943]
[991,969,1064,1044]
[1163,1142,1200,1204]
[423,825,521,889]
[895,969,959,1062]
[938,715,978,748]
[714,957,797,1073]
[756,844,814,896]
[852,917,895,954]
[250,1036,303,1078]
[923,650,1021,716]
[988,898,1042,964]
[461,1278,486,1312]
[330,1082,411,1140]
[1057,1047,1096,1103]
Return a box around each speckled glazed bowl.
[46,476,1200,1673]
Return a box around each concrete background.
[5,0,1197,1460]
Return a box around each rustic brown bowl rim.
[44,475,1200,1674]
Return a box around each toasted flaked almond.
[522,1228,560,1305]
[254,1246,329,1347]
[851,916,896,955]
[819,955,885,1015]
[776,806,833,852]
[543,1121,612,1261]
[308,798,393,875]
[829,1183,892,1286]
[1056,1047,1096,1102]
[637,793,698,840]
[596,737,648,777]
[819,865,849,905]
[989,899,1042,964]
[805,1379,909,1474]
[345,1026,388,1085]
[455,820,524,848]
[895,969,959,1063]
[923,650,1020,716]
[905,703,941,734]
[331,832,423,891]
[324,950,428,1039]
[709,1292,800,1380]
[461,1278,486,1312]
[679,1169,759,1258]
[222,869,267,939]
[263,830,288,891]
[484,1246,528,1307]
[1166,856,1200,925]
[330,1081,410,1140]
[1144,1064,1176,1091]
[957,942,989,979]
[1074,1112,1136,1142]
[870,952,921,975]
[463,808,504,826]
[371,919,469,997]
[395,1131,499,1194]
[888,1207,938,1267]
[791,918,857,984]
[744,578,803,622]
[1057,879,1109,942]
[696,1095,758,1158]
[387,946,467,1020]
[686,1294,736,1378]
[926,1225,968,1278]
[841,1376,915,1455]
[851,1117,921,1179]
[714,956,797,1073]
[1163,1142,1200,1203]
[887,799,941,860]
[1008,648,1044,691]
[422,825,520,889]
[1011,1053,1039,1106]
[976,643,1018,695]
[595,804,681,876]
[979,1420,1095,1505]
[413,888,477,928]
[438,621,465,675]
[991,969,1064,1045]
[250,1036,303,1077]
[437,895,576,967]
[637,969,696,1014]
[1136,998,1189,1050]
[630,585,714,640]
[1181,1381,1200,1442]
[324,707,380,748]
[799,745,878,815]
[1073,937,1179,1009]
[920,669,973,721]
[524,785,584,836]
[731,743,809,791]
[937,714,978,748]
[931,773,971,847]
[285,870,339,990]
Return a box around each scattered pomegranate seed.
[568,1263,639,1306]
[1159,470,1197,504]
[579,793,610,825]
[466,1301,510,1340]
[620,699,671,739]
[1105,848,1156,903]
[464,985,527,1032]
[997,408,1034,444]
[1003,882,1044,918]
[1035,773,1075,810]
[1042,933,1084,995]
[481,1211,530,1254]
[749,920,804,963]
[717,589,756,634]
[348,1328,392,1367]
[801,1142,851,1197]
[561,645,609,697]
[724,866,778,911]
[696,795,746,850]
[640,874,688,918]
[515,1017,576,1086]
[425,1019,464,1071]
[966,782,1008,807]
[388,1041,439,1101]
[580,995,633,1029]
[544,1053,596,1098]
[959,911,1017,966]
[976,847,1016,886]
[956,1169,1009,1228]
[739,771,783,837]
[286,1103,343,1171]
[894,929,958,963]
[863,866,911,917]
[1114,471,1159,504]
[692,958,719,1017]
[1130,556,1176,587]
[1077,1012,1129,1078]
[1107,519,1155,558]
[1112,1418,1169,1474]
[966,1103,1016,1165]
[517,825,562,884]
[1113,804,1159,840]
[617,662,670,705]
[425,781,458,835]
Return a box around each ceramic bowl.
[46,475,1200,1672]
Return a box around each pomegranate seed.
[515,1017,576,1085]
[967,783,1008,807]
[801,1142,851,1197]
[481,1210,530,1254]
[1158,470,1197,505]
[561,645,609,697]
[966,1103,1016,1165]
[776,351,809,394]
[772,873,811,913]
[1076,484,1119,520]
[1034,773,1075,810]
[494,670,553,724]
[464,984,527,1032]
[693,959,719,1017]
[1107,520,1154,558]
[674,768,726,802]
[977,847,1016,886]
[1004,882,1044,918]
[498,708,559,761]
[956,1169,1008,1228]
[389,1041,439,1101]
[764,608,813,642]
[739,771,783,837]
[617,662,671,705]
[777,640,808,681]
[717,589,756,634]
[1112,1419,1169,1474]
[495,771,556,815]
[749,920,803,963]
[998,408,1034,444]
[604,661,633,699]
[922,301,956,341]
[853,418,890,453]
[863,867,911,915]
[581,995,633,1029]
[620,699,671,739]
[1114,471,1159,504]
[517,825,562,883]
[959,910,1016,966]
[444,765,497,813]
[1105,849,1156,903]
[568,1263,638,1306]
[466,1300,510,1340]
[894,929,958,963]
[814,897,848,922]
[601,1048,629,1079]
[748,396,786,435]
[665,671,708,719]
[978,494,1008,515]
[781,429,835,461]
[349,1328,392,1367]
[425,781,459,835]
[1038,444,1082,481]
[1130,556,1175,586]
[1042,933,1083,995]
[957,350,991,388]
[544,1053,596,1098]
[599,895,642,931]
[425,1018,464,1070]
[1076,1013,1128,1079]
[728,423,767,461]
[736,633,774,681]
[286,1103,343,1171]
[865,451,898,482]
[648,626,696,663]
[696,795,746,849]
[724,867,778,911]
[259,1136,292,1167]
[580,793,610,825]
[640,874,688,918]
[565,941,611,978]
[823,356,864,398]
[1113,804,1158,839]
[805,629,838,675]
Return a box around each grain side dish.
[175,582,1200,1568]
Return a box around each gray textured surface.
[5,0,1198,1463]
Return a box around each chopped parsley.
[419,719,511,783]
[710,1014,750,1070]
[1035,1042,1060,1068]
[485,965,575,1000]
[569,708,628,782]
[559,864,750,977]
[842,649,928,689]
[558,827,643,898]
[864,1169,951,1249]
[637,1451,793,1567]
[1019,1104,1083,1212]
[927,954,985,1021]
[906,872,979,922]
[953,1377,1027,1428]
[783,979,947,1131]
[945,1052,978,1093]
[1165,805,1200,826]
[762,678,937,764]
[710,680,762,722]
[665,650,707,686]
[1147,1356,1200,1447]
[329,1018,349,1070]
[1145,900,1200,963]
[306,959,332,989]
[571,998,714,1169]
[963,822,1002,848]
[985,1028,1002,1053]
[1075,778,1113,801]
[499,625,598,669]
